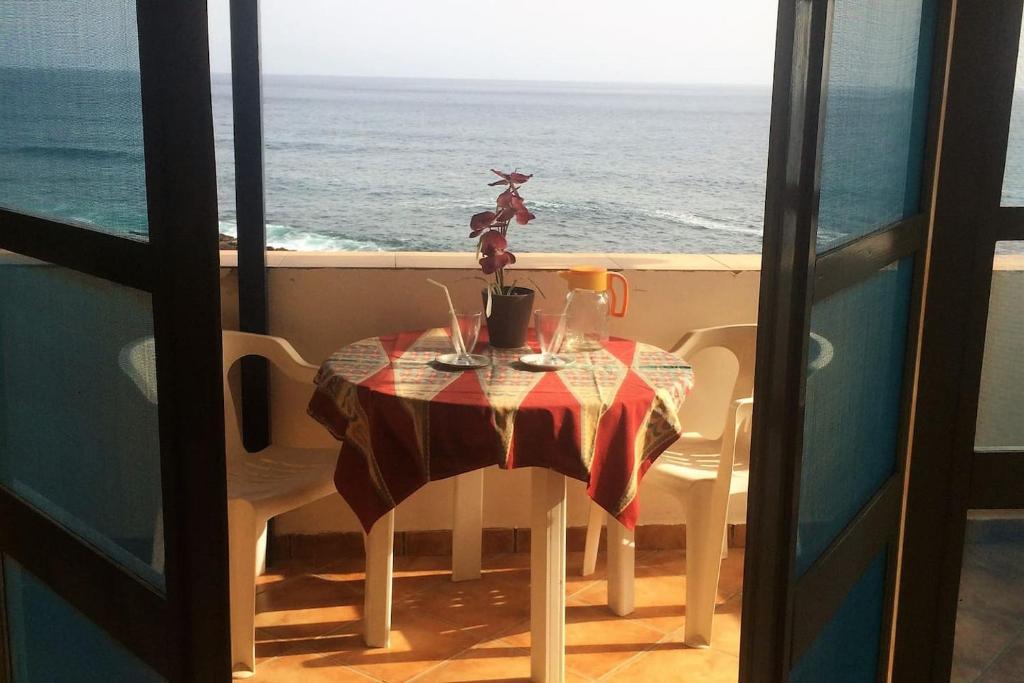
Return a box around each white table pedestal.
[530,468,567,683]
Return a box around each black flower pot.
[483,287,535,348]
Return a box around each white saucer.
[434,353,490,369]
[519,353,574,371]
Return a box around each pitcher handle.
[607,272,629,317]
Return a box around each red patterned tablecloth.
[308,329,694,533]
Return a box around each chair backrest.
[221,331,319,457]
[670,324,757,442]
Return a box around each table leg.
[364,510,394,648]
[606,514,635,616]
[531,468,566,683]
[452,469,484,582]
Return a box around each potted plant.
[470,169,537,348]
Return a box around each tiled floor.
[951,516,1024,682]
[252,549,744,682]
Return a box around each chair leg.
[228,500,260,679]
[256,521,269,576]
[364,510,395,648]
[683,484,727,648]
[452,469,484,582]
[581,502,603,577]
[606,514,635,616]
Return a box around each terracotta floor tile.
[252,551,742,681]
[398,572,532,642]
[393,554,455,577]
[257,559,325,594]
[707,596,743,657]
[603,638,740,683]
[313,609,484,682]
[254,646,378,682]
[255,574,364,646]
[637,549,745,599]
[412,638,591,682]
[484,551,605,601]
[572,554,743,636]
[481,552,532,570]
[501,603,665,679]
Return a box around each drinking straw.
[427,278,467,356]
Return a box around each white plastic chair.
[581,324,756,648]
[121,332,399,678]
[221,331,343,677]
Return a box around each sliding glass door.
[741,0,944,679]
[0,2,229,679]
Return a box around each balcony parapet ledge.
[218,251,764,271]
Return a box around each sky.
[207,0,778,86]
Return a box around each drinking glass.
[449,311,482,365]
[534,310,567,363]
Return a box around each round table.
[308,327,694,682]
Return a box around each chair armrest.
[222,331,320,384]
[735,397,753,429]
[715,397,754,473]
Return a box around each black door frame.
[230,0,272,454]
[0,2,230,679]
[740,0,952,679]
[895,1,1024,680]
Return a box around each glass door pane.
[3,558,165,682]
[791,552,888,682]
[815,0,934,251]
[1002,11,1024,205]
[976,243,1024,451]
[0,256,164,589]
[790,0,935,676]
[0,0,149,238]
[798,260,913,575]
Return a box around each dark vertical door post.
[230,0,271,452]
[895,1,1024,679]
[138,0,232,675]
[740,0,832,677]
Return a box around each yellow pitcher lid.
[557,265,609,291]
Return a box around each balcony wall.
[219,252,762,535]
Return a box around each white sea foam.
[219,221,384,251]
[647,210,761,235]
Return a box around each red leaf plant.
[470,169,535,293]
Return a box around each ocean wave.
[219,220,384,251]
[646,209,760,234]
[7,144,142,162]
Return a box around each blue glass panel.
[4,558,165,683]
[791,552,888,682]
[797,258,912,575]
[816,0,935,251]
[0,257,164,588]
[0,0,148,238]
[1002,12,1024,205]
[975,244,1024,450]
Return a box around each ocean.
[3,69,1022,253]
[212,74,772,253]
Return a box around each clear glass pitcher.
[558,266,629,352]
